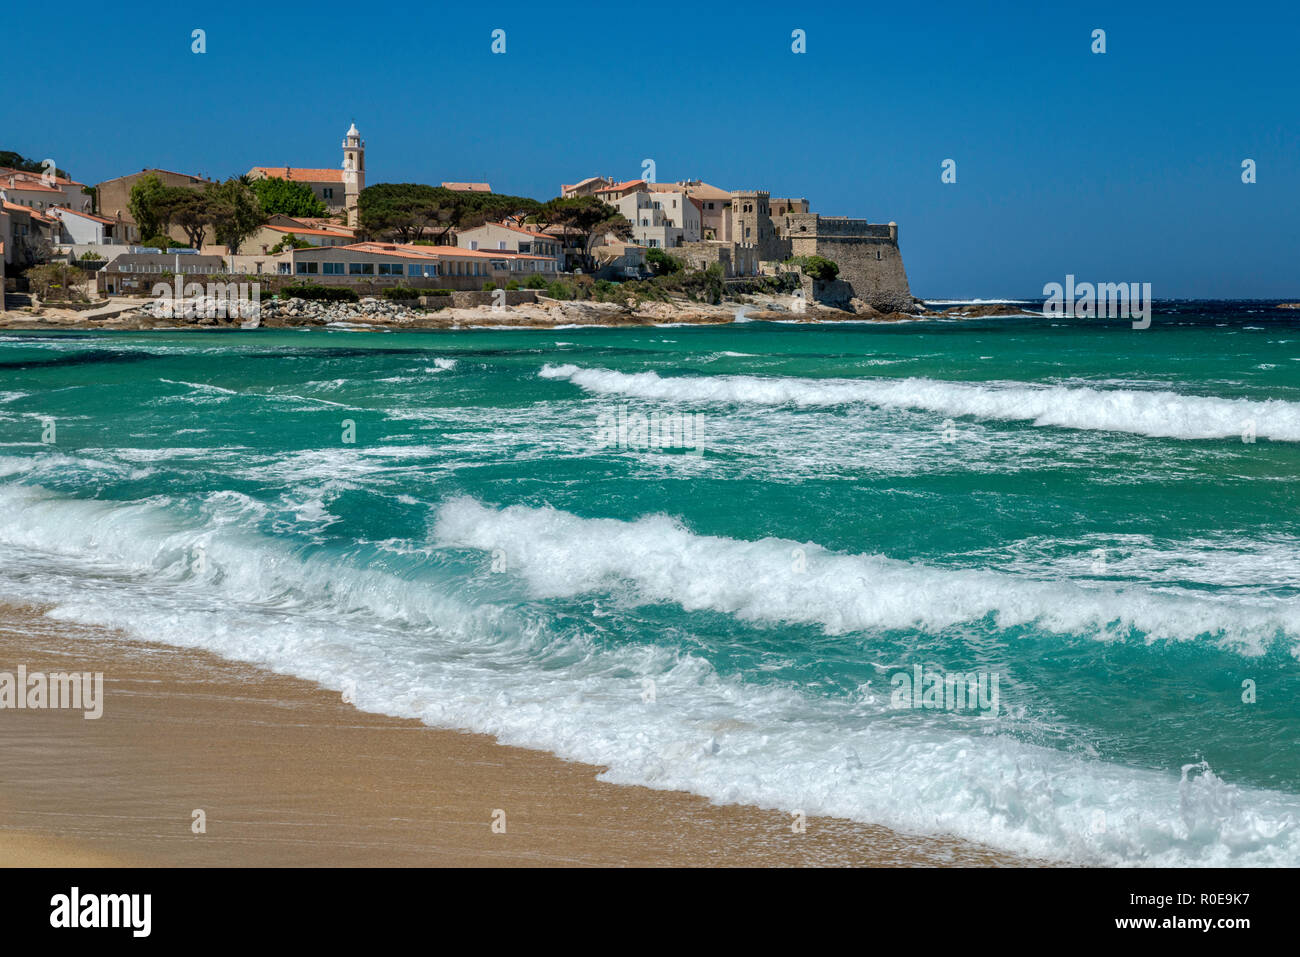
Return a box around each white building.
[51,207,118,245]
[613,188,701,249]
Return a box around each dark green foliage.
[279,284,358,302]
[249,177,327,218]
[645,247,683,276]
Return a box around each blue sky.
[4,0,1296,297]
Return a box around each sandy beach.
[0,603,1022,867]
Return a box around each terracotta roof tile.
[250,167,346,183]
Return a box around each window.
[322,262,344,275]
[498,240,507,250]
[296,261,319,275]
[378,263,404,276]
[876,250,882,260]
[322,188,334,199]
[408,264,422,277]
[277,262,290,274]
[350,262,374,275]
[469,241,478,250]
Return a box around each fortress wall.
[787,217,911,308]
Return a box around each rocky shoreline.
[0,293,1035,331]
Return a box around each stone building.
[717,190,912,307]
[94,168,214,245]
[780,213,911,308]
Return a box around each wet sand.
[0,603,1026,867]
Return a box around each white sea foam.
[432,498,1299,652]
[0,485,1298,865]
[538,365,1300,441]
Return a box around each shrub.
[791,255,839,282]
[27,262,88,301]
[646,247,684,276]
[279,284,358,302]
[545,280,573,300]
[422,288,454,297]
[505,279,520,291]
[665,263,725,304]
[523,274,548,289]
[382,286,421,301]
[482,281,497,291]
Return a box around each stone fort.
[677,189,912,310]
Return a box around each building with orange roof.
[275,240,558,291]
[241,222,355,254]
[0,167,92,213]
[594,179,646,203]
[49,206,119,245]
[1,199,57,266]
[0,175,68,213]
[455,223,562,262]
[246,123,366,227]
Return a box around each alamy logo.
[50,888,150,937]
[1042,274,1152,329]
[890,664,999,715]
[0,665,103,719]
[150,281,261,322]
[595,405,705,457]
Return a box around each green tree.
[208,178,263,254]
[792,255,839,282]
[128,174,168,240]
[359,184,546,243]
[154,186,212,248]
[537,196,631,271]
[358,183,453,242]
[249,176,328,218]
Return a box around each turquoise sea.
[2,304,1298,865]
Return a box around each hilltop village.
[0,125,972,328]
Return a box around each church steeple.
[342,122,365,227]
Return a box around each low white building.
[51,207,118,245]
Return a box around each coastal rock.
[849,299,884,318]
[943,303,1030,318]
